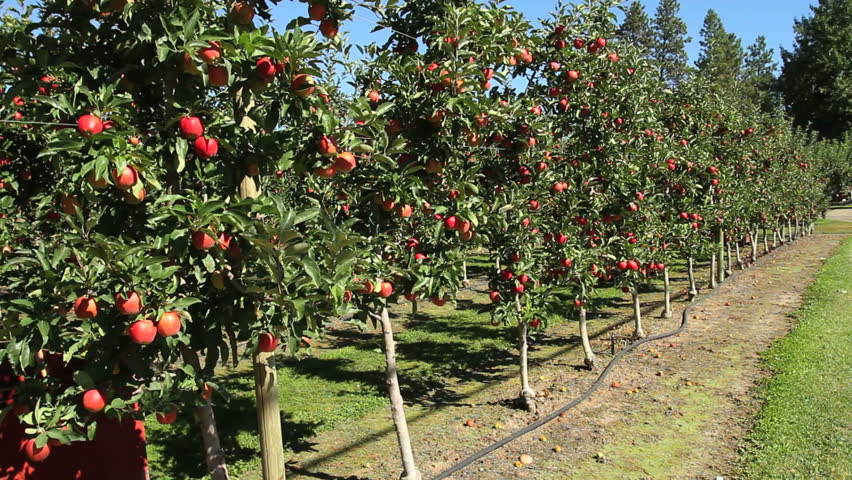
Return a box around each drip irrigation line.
[432,238,800,480]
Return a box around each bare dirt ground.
[285,234,843,480]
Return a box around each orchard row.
[0,0,834,478]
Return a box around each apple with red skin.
[444,215,458,230]
[194,137,219,159]
[489,291,500,303]
[24,438,51,462]
[230,1,255,24]
[208,66,228,86]
[74,296,98,319]
[292,74,316,97]
[77,114,103,137]
[308,3,327,20]
[112,166,139,190]
[318,135,337,155]
[333,152,356,172]
[627,260,639,271]
[198,43,221,64]
[179,116,204,139]
[191,231,216,250]
[256,57,276,78]
[573,38,585,49]
[115,291,142,315]
[566,70,580,82]
[431,296,448,306]
[319,19,338,38]
[157,312,182,337]
[257,333,279,352]
[500,270,514,280]
[82,389,106,413]
[378,282,393,298]
[129,319,157,344]
[156,409,178,425]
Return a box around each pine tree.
[695,9,744,88]
[651,0,691,86]
[779,0,852,138]
[618,1,653,53]
[741,36,780,112]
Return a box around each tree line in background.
[620,0,852,153]
[0,1,850,480]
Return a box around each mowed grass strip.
[739,236,852,480]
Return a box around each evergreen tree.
[651,0,691,86]
[779,0,852,138]
[741,36,780,112]
[618,1,653,53]
[695,9,744,87]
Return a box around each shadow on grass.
[147,396,323,479]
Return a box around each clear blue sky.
[272,0,817,72]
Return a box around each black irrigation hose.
[432,238,800,480]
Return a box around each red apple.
[77,114,103,137]
[82,389,106,413]
[257,333,279,352]
[191,231,216,250]
[74,296,98,319]
[129,319,157,344]
[194,137,219,159]
[115,291,142,315]
[179,116,204,139]
[157,312,182,337]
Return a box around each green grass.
[144,307,518,480]
[738,237,852,480]
[815,218,852,234]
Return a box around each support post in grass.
[253,350,286,480]
[661,267,672,318]
[709,254,718,289]
[687,257,698,301]
[376,307,422,480]
[241,174,286,480]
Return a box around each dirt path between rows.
[285,234,843,480]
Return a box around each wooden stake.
[254,350,286,480]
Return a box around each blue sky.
[271,0,817,71]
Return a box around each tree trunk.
[376,307,422,480]
[725,242,733,276]
[515,295,536,412]
[751,228,759,262]
[632,289,645,338]
[771,228,777,249]
[687,256,698,301]
[764,228,770,253]
[253,350,286,480]
[411,299,418,315]
[197,403,231,480]
[462,260,469,287]
[735,241,743,270]
[578,306,596,370]
[661,267,672,318]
